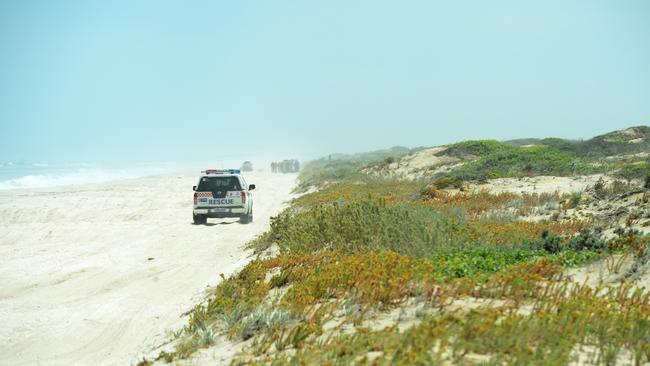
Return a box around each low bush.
[262,199,470,257]
[291,178,421,210]
[569,229,607,252]
[260,198,585,258]
[615,162,650,182]
[538,126,650,158]
[538,229,564,254]
[442,146,594,181]
[237,306,293,340]
[444,139,515,157]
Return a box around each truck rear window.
[197,177,241,191]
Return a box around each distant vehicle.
[192,169,255,225]
[273,159,299,173]
[241,161,253,172]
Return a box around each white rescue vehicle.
[192,169,255,225]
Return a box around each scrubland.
[149,127,650,366]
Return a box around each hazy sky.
[1,0,649,163]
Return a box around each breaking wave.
[0,169,138,190]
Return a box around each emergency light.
[201,169,241,174]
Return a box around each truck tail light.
[193,192,198,204]
[241,191,246,204]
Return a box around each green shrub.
[429,246,546,280]
[569,229,607,252]
[444,146,594,181]
[594,177,607,198]
[615,162,650,181]
[445,140,515,157]
[263,199,473,257]
[260,196,588,258]
[538,230,564,254]
[615,162,650,182]
[538,126,650,158]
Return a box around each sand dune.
[0,171,296,366]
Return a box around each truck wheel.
[240,211,253,224]
[193,214,207,225]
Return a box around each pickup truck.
[192,169,255,225]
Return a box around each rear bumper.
[194,206,246,218]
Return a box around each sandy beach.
[0,171,296,366]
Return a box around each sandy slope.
[467,175,612,195]
[0,171,296,366]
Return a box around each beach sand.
[0,171,296,366]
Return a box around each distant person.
[270,162,277,173]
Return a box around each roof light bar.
[201,169,241,174]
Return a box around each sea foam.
[0,169,138,190]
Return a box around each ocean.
[0,162,180,190]
[0,157,256,190]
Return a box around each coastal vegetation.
[152,127,650,365]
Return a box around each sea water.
[0,158,252,190]
[0,162,173,190]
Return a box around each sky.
[1,0,649,163]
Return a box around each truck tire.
[193,213,207,225]
[240,210,253,224]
